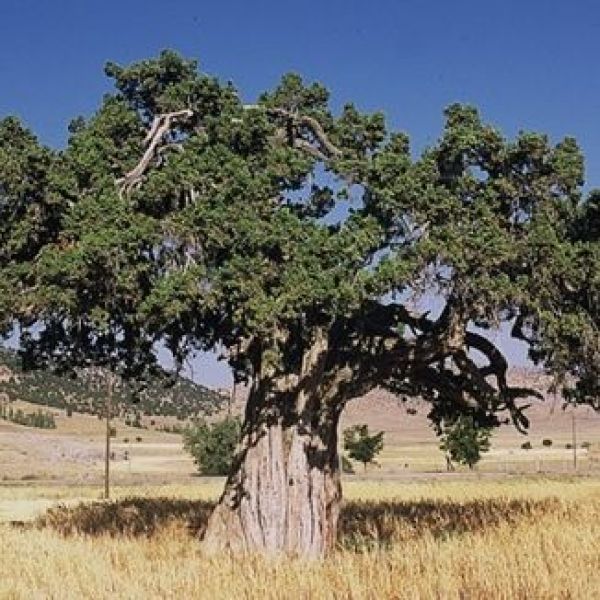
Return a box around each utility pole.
[104,372,114,499]
[572,411,577,472]
[228,341,241,418]
[228,380,236,417]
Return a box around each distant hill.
[0,349,226,423]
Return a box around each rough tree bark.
[201,383,342,558]
[202,331,344,558]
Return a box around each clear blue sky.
[1,0,598,386]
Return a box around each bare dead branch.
[293,138,329,161]
[118,104,342,198]
[245,105,342,160]
[143,115,163,147]
[297,114,342,158]
[117,109,193,197]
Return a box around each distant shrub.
[123,438,129,444]
[0,407,56,429]
[160,424,185,435]
[343,424,385,472]
[109,427,117,438]
[438,416,491,469]
[581,441,591,449]
[183,417,241,475]
[135,436,143,443]
[521,441,532,450]
[565,443,573,450]
[542,439,553,447]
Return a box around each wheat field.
[1,477,599,599]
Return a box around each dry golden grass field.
[1,478,600,599]
[1,370,600,598]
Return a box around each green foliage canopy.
[0,50,598,434]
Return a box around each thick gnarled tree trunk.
[202,379,342,558]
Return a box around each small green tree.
[183,417,241,475]
[439,416,492,470]
[343,424,384,472]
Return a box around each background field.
[1,369,599,491]
[1,370,599,598]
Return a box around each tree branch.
[118,106,340,197]
[116,109,193,198]
[246,105,343,160]
[330,300,543,431]
[297,114,342,159]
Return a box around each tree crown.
[1,50,598,432]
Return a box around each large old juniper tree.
[1,51,598,556]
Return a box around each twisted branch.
[333,300,543,431]
[243,105,343,161]
[117,109,193,197]
[118,106,341,198]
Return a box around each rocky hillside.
[0,349,225,423]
